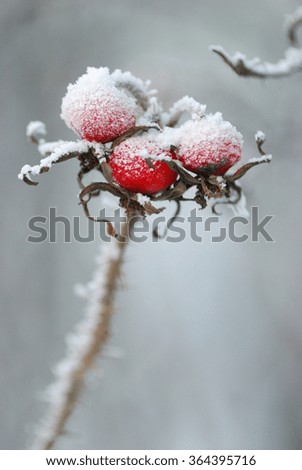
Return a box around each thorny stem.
[32,215,133,450]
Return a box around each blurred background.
[1,0,302,450]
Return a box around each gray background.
[1,0,302,450]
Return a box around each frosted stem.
[210,45,302,78]
[166,96,206,127]
[112,70,153,111]
[32,219,131,450]
[210,7,302,79]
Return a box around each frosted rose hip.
[176,113,243,175]
[61,67,136,143]
[109,136,177,195]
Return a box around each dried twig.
[211,6,302,79]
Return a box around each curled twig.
[287,6,302,47]
[226,132,272,183]
[112,70,154,112]
[166,96,206,127]
[152,200,181,239]
[211,7,302,79]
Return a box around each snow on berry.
[109,136,178,195]
[175,113,243,175]
[61,67,136,143]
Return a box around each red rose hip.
[61,67,136,143]
[109,136,177,195]
[176,113,243,175]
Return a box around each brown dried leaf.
[227,157,271,183]
[111,125,159,149]
[144,201,165,215]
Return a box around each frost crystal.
[26,121,47,143]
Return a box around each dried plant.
[19,67,271,449]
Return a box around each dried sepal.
[194,190,207,209]
[154,180,187,201]
[226,132,271,183]
[199,175,226,199]
[165,160,198,186]
[153,201,181,239]
[21,109,271,232]
[100,161,114,184]
[212,182,241,215]
[78,129,270,225]
[143,201,165,215]
[80,182,122,203]
[111,125,159,149]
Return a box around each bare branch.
[210,6,302,79]
[19,139,105,185]
[286,6,302,47]
[210,44,302,79]
[19,143,86,185]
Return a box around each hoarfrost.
[26,121,47,142]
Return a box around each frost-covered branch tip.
[19,139,103,186]
[165,96,206,127]
[112,69,156,112]
[286,6,302,47]
[227,131,272,183]
[26,121,47,145]
[20,122,107,185]
[210,6,302,79]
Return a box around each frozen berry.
[176,113,243,175]
[109,136,177,195]
[61,67,136,143]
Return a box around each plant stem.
[32,218,131,450]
